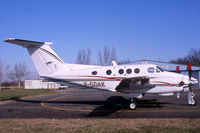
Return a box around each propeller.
[177,65,185,86]
[176,65,182,99]
[187,62,192,80]
[176,63,197,104]
[176,66,180,73]
[187,62,196,105]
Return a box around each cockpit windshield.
[156,66,164,72]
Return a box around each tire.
[130,103,136,110]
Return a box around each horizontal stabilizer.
[4,38,53,47]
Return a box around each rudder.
[4,38,65,76]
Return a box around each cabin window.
[134,68,140,74]
[106,70,112,75]
[148,67,155,73]
[126,68,132,74]
[92,71,97,75]
[118,69,124,74]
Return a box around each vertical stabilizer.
[4,38,65,76]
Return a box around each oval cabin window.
[126,68,132,74]
[106,70,112,75]
[92,71,97,75]
[134,68,140,74]
[118,69,124,74]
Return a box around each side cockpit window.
[148,67,155,73]
[156,68,160,73]
[156,66,164,72]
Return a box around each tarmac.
[0,88,200,118]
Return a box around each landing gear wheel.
[129,98,137,110]
[130,103,136,110]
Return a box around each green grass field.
[0,89,54,101]
[0,119,200,133]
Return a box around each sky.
[0,0,200,72]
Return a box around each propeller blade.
[176,66,180,73]
[187,62,192,70]
[187,62,192,80]
[189,83,193,92]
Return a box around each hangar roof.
[129,60,200,71]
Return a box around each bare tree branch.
[76,48,92,65]
[76,45,117,66]
[8,61,29,89]
[111,46,117,62]
[98,45,117,66]
[186,48,200,66]
[0,60,3,90]
[98,51,103,66]
[170,48,200,66]
[118,58,131,65]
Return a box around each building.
[24,80,60,89]
[129,60,200,88]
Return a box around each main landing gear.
[129,98,137,110]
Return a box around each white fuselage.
[4,38,198,100]
[43,64,197,95]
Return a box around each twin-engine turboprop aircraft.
[4,38,198,109]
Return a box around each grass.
[0,119,200,133]
[0,89,54,101]
[0,90,200,133]
[114,127,200,133]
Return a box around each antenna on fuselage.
[112,61,117,66]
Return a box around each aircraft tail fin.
[4,38,65,76]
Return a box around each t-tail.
[4,38,65,77]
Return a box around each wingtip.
[4,38,16,42]
[44,42,54,45]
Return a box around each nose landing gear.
[188,91,196,105]
[129,98,137,110]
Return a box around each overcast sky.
[0,0,200,72]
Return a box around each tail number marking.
[84,82,105,88]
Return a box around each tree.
[118,58,131,65]
[76,45,117,66]
[76,48,92,65]
[170,57,188,65]
[187,48,200,66]
[98,45,117,66]
[8,61,29,89]
[0,60,3,90]
[170,48,200,66]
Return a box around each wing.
[115,76,155,93]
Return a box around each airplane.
[4,38,198,109]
